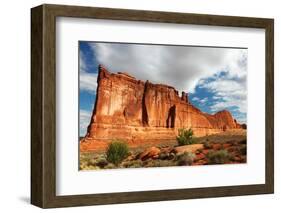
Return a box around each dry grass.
[80,129,247,170]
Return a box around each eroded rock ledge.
[83,65,243,144]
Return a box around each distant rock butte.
[82,65,243,146]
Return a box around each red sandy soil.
[80,129,246,153]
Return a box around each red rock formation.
[84,65,243,145]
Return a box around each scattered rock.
[240,156,247,162]
[161,147,173,154]
[173,144,204,155]
[202,149,210,155]
[212,143,222,150]
[152,154,159,159]
[192,159,208,166]
[167,153,176,160]
[139,147,161,161]
[233,156,242,162]
[159,152,169,160]
[222,143,232,149]
[195,153,205,161]
[95,158,108,168]
[125,155,135,161]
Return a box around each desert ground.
[79,129,246,170]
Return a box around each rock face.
[84,65,243,144]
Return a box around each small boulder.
[202,149,210,155]
[161,147,173,154]
[125,155,135,161]
[139,147,161,161]
[167,152,176,160]
[159,152,169,160]
[195,153,205,161]
[173,144,204,155]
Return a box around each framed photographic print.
[31,4,274,208]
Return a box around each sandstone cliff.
[84,65,243,144]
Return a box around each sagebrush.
[206,149,231,164]
[177,152,195,166]
[176,128,195,146]
[106,139,129,165]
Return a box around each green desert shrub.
[176,128,195,146]
[106,140,129,165]
[177,152,196,166]
[206,150,231,164]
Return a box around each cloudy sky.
[79,41,247,136]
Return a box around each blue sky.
[79,41,247,136]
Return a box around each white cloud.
[79,50,87,72]
[233,114,247,124]
[90,43,247,94]
[80,71,98,93]
[79,109,92,136]
[192,97,208,105]
[199,75,247,124]
[199,97,208,104]
[212,96,221,100]
[79,50,98,93]
[194,50,247,123]
[200,78,247,114]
